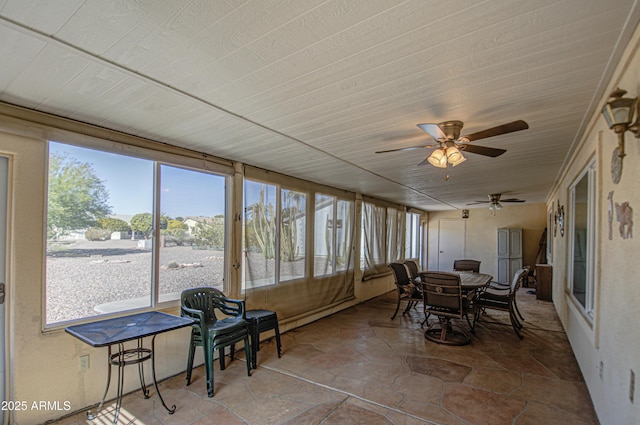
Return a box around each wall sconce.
[462,209,469,219]
[601,87,640,159]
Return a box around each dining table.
[419,270,494,337]
[456,271,493,292]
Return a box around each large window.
[361,202,386,272]
[568,161,596,320]
[280,188,306,281]
[243,180,307,288]
[158,164,226,298]
[242,171,356,321]
[405,212,421,259]
[361,201,406,278]
[243,180,277,288]
[46,142,226,325]
[314,194,354,276]
[386,207,405,263]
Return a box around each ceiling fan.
[467,193,526,210]
[375,119,529,168]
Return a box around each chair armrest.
[220,296,246,319]
[488,281,510,290]
[181,305,205,326]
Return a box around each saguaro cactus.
[280,190,302,262]
[249,186,276,259]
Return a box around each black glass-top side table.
[66,311,193,424]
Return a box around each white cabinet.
[497,228,522,284]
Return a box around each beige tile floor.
[52,289,598,425]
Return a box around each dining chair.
[474,268,529,338]
[420,271,473,345]
[180,287,252,397]
[453,259,481,273]
[486,265,529,323]
[388,262,423,320]
[403,259,422,284]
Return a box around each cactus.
[280,190,302,262]
[247,186,304,262]
[248,185,276,259]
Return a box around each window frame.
[360,201,387,272]
[44,140,231,328]
[360,200,407,278]
[567,159,596,322]
[313,193,354,277]
[242,178,309,290]
[405,212,421,260]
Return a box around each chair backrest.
[388,262,411,287]
[404,260,420,280]
[510,268,529,294]
[420,271,464,315]
[181,287,243,322]
[453,259,481,273]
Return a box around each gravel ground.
[46,239,225,324]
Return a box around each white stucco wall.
[547,26,640,425]
[427,204,547,279]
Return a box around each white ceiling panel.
[1,0,639,211]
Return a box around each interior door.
[435,219,465,271]
[0,156,7,425]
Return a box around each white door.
[435,219,465,271]
[0,156,7,425]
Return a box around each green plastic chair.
[180,287,252,397]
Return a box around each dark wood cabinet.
[535,264,553,301]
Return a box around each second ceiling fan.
[376,119,529,168]
[467,193,526,210]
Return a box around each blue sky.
[49,141,225,217]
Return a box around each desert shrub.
[85,228,111,241]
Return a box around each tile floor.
[52,289,599,425]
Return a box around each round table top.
[417,270,493,290]
[457,271,493,290]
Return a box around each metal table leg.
[88,337,175,424]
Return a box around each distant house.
[182,216,223,235]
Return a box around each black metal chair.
[474,268,529,338]
[486,266,529,323]
[421,271,473,345]
[404,259,422,284]
[453,259,481,273]
[388,262,423,320]
[180,287,252,397]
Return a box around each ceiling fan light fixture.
[446,146,466,166]
[427,148,447,168]
[488,201,502,214]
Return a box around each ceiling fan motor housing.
[438,120,464,140]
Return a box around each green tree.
[167,219,188,231]
[193,219,225,248]
[47,153,112,240]
[130,213,167,239]
[96,217,131,232]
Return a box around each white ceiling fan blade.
[417,123,447,141]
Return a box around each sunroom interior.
[1,1,640,424]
